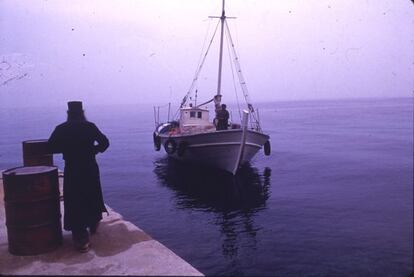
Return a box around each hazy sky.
[0,0,413,108]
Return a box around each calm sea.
[0,97,412,276]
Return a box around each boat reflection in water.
[153,157,271,262]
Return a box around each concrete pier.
[0,172,203,276]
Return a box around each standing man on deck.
[216,104,230,130]
[48,101,110,253]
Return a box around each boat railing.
[153,103,171,129]
[248,108,263,132]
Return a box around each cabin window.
[190,111,196,118]
[197,112,202,118]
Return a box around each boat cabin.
[179,107,215,133]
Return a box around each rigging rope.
[179,20,220,109]
[224,20,262,131]
[224,26,242,123]
[194,18,213,91]
[172,20,220,120]
[224,20,251,108]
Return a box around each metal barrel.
[2,166,62,255]
[22,139,53,166]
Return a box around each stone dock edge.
[0,171,203,276]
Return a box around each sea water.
[0,97,412,276]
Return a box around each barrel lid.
[2,166,57,176]
[23,139,48,144]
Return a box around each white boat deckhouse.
[153,0,271,175]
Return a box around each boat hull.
[157,129,269,174]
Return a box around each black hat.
[67,101,83,113]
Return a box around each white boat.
[153,0,271,175]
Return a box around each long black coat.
[48,120,109,231]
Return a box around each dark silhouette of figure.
[48,101,109,253]
[216,104,230,130]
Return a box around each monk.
[48,101,109,253]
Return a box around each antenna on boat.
[167,102,171,122]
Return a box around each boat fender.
[264,140,271,156]
[177,141,189,157]
[164,139,177,155]
[153,132,161,151]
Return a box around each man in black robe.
[48,101,109,253]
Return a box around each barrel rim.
[22,139,50,144]
[2,166,58,176]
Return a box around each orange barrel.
[2,166,62,255]
[22,139,53,166]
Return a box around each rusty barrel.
[22,139,53,166]
[2,166,62,255]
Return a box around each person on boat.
[48,101,110,253]
[216,104,230,130]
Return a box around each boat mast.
[216,0,226,99]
